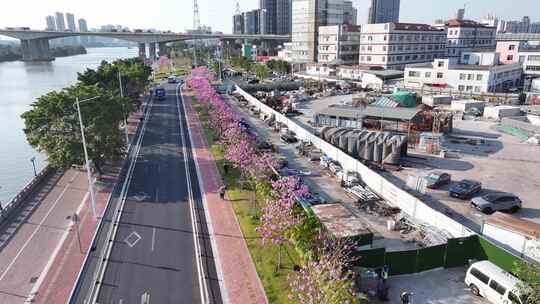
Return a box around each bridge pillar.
[158,42,168,57]
[149,43,157,60]
[138,43,146,59]
[21,38,53,62]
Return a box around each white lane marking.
[0,171,80,282]
[24,191,90,303]
[124,231,142,248]
[151,228,156,252]
[181,90,229,304]
[89,90,154,303]
[176,83,209,304]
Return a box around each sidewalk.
[30,108,146,304]
[183,91,268,304]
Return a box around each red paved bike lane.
[30,109,145,304]
[182,91,268,304]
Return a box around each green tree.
[21,84,130,174]
[513,254,540,303]
[78,58,151,109]
[254,64,269,80]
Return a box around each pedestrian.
[376,278,389,301]
[223,164,229,175]
[400,290,411,304]
[219,185,226,200]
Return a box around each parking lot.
[391,119,540,230]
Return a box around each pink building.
[496,41,522,64]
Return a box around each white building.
[358,23,447,70]
[318,24,360,65]
[444,19,497,59]
[337,65,403,89]
[277,42,294,62]
[404,58,522,93]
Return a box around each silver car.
[470,193,522,214]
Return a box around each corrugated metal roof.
[372,96,400,108]
[315,105,422,121]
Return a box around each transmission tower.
[193,0,201,30]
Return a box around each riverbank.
[0,45,87,62]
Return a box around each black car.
[449,180,482,199]
[155,87,166,100]
[280,134,298,144]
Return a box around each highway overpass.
[0,29,291,61]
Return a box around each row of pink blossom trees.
[187,68,361,303]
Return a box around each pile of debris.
[394,214,453,247]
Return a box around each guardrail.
[0,165,55,228]
[234,85,475,238]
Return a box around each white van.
[465,261,529,304]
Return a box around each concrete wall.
[235,85,475,238]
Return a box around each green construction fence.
[351,235,524,276]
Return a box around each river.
[0,47,138,204]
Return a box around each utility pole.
[193,0,201,30]
[75,96,99,219]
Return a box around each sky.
[0,0,539,34]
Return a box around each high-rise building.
[276,0,292,35]
[45,15,56,31]
[368,0,400,24]
[456,8,465,21]
[55,12,66,31]
[244,9,261,34]
[233,14,244,34]
[291,0,346,63]
[66,13,78,44]
[343,0,357,25]
[260,0,277,34]
[78,18,88,45]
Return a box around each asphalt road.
[90,83,221,304]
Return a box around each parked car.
[423,171,451,189]
[280,133,298,144]
[449,180,482,199]
[471,193,522,214]
[465,261,529,304]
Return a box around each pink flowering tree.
[288,234,361,304]
[257,176,310,271]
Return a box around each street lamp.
[118,70,130,146]
[75,96,100,219]
[30,157,37,177]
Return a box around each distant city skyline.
[0,0,540,34]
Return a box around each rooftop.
[446,19,494,28]
[338,65,404,78]
[393,22,444,32]
[315,105,422,121]
[311,204,371,238]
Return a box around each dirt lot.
[391,119,540,230]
